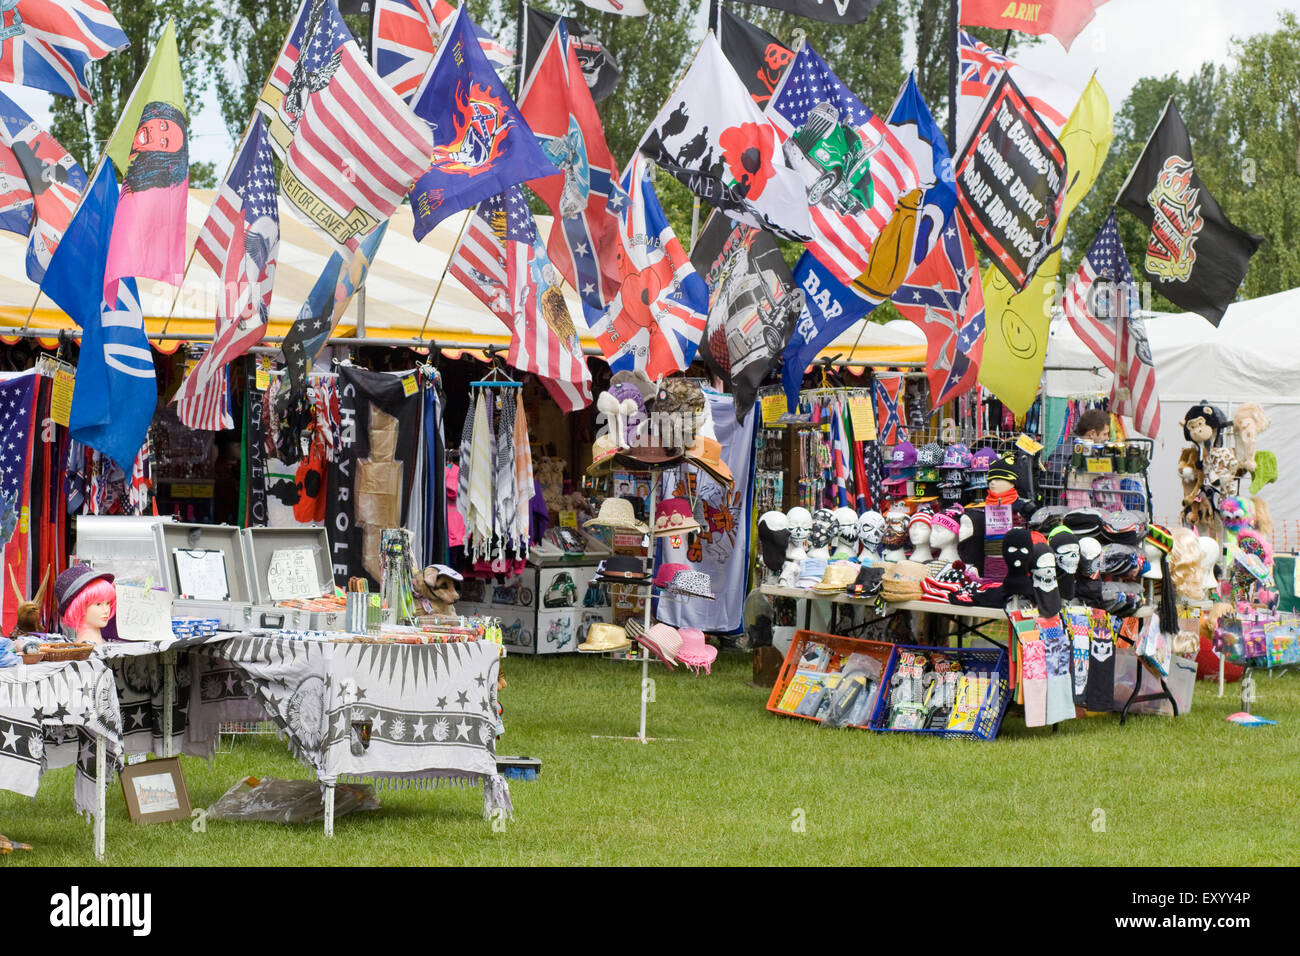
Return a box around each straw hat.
[812,562,861,593]
[585,497,648,534]
[641,623,683,668]
[684,436,733,487]
[587,433,618,476]
[676,628,717,673]
[578,623,631,653]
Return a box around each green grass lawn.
[3,649,1297,866]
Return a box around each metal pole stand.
[94,735,106,861]
[323,783,335,837]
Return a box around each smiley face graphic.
[1000,310,1037,359]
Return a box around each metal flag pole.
[947,0,960,152]
[419,207,475,340]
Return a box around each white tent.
[1044,289,1300,527]
[0,188,928,366]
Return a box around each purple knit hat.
[54,564,114,619]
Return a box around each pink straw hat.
[642,623,683,668]
[675,628,717,674]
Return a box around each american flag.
[176,116,280,431]
[585,154,709,380]
[449,188,592,411]
[258,0,433,256]
[767,42,920,287]
[0,89,88,283]
[1063,210,1162,438]
[372,0,514,103]
[0,374,37,635]
[0,1,128,103]
[957,31,1077,141]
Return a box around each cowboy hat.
[684,436,733,488]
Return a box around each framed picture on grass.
[120,757,191,824]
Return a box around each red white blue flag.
[892,219,986,409]
[0,0,128,103]
[448,187,591,411]
[176,115,280,431]
[586,154,708,380]
[519,18,620,312]
[372,0,513,104]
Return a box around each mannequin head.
[930,510,960,556]
[858,511,885,550]
[1198,536,1221,590]
[908,510,933,547]
[62,579,116,644]
[833,507,860,552]
[786,507,812,548]
[1078,536,1103,580]
[1031,542,1060,615]
[809,508,836,551]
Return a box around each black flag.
[691,211,803,423]
[717,6,792,108]
[523,5,620,104]
[734,0,882,25]
[1117,98,1262,325]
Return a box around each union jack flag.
[176,115,280,431]
[0,1,128,103]
[892,219,986,408]
[585,154,709,380]
[957,30,1077,142]
[767,42,920,287]
[448,188,591,411]
[519,18,620,312]
[372,0,514,103]
[0,89,87,283]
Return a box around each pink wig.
[62,578,117,632]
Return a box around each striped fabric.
[1062,211,1161,439]
[258,0,433,256]
[465,393,495,561]
[766,42,921,286]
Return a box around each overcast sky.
[6,0,1299,171]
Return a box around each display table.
[191,636,511,834]
[0,658,124,860]
[98,633,235,758]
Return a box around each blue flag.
[781,253,875,411]
[407,7,558,242]
[42,162,155,471]
[886,73,956,273]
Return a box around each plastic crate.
[766,630,895,728]
[869,643,1010,741]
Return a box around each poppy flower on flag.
[719,122,776,200]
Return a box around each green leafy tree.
[209,0,301,143]
[49,1,219,186]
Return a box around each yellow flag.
[977,77,1113,414]
[106,18,187,178]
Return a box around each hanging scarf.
[457,392,475,522]
[512,392,533,557]
[494,390,517,559]
[466,394,495,562]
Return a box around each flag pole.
[419,207,475,340]
[947,0,960,151]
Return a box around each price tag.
[402,374,418,396]
[848,396,876,441]
[114,585,174,642]
[1015,433,1043,455]
[1086,457,1113,473]
[51,367,75,427]
[255,357,271,391]
[760,393,786,427]
[984,503,1013,537]
[559,510,577,528]
[266,547,323,601]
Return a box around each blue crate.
[868,644,1010,741]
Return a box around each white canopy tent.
[1044,288,1300,528]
